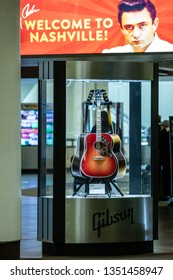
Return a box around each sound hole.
[95,142,103,150]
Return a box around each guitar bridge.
[92,155,105,161]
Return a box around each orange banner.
[20,0,173,55]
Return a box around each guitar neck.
[96,106,101,142]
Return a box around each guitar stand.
[106,180,124,197]
[72,178,89,197]
[72,177,124,198]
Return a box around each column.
[0,0,21,259]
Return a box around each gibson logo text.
[92,208,135,238]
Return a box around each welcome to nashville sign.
[20,0,173,55]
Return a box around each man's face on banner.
[120,8,159,52]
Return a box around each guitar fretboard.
[96,106,101,142]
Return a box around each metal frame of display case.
[37,60,159,256]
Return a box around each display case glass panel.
[66,79,151,198]
[39,79,54,197]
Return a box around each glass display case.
[38,61,158,255]
[65,78,152,243]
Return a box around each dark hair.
[118,0,156,26]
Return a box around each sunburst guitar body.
[80,133,118,178]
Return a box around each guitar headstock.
[95,89,112,107]
[86,89,112,107]
[95,89,102,107]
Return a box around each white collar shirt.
[102,33,173,53]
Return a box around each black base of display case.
[42,241,153,257]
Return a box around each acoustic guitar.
[71,89,126,180]
[80,90,118,178]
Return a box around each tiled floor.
[21,195,42,259]
[21,174,42,259]
[21,174,173,259]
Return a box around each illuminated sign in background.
[20,0,173,55]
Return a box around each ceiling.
[21,52,173,77]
